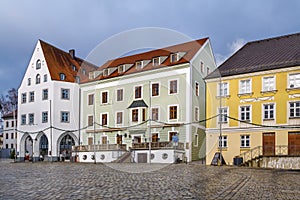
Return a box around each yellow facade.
[206,66,300,165]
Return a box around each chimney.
[69,49,75,59]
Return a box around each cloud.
[215,38,247,66]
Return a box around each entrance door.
[102,136,107,144]
[288,132,300,155]
[263,133,275,156]
[60,134,75,160]
[39,134,48,157]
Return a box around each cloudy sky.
[0,0,299,94]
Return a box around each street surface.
[0,160,299,199]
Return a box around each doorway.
[263,132,275,156]
[59,134,75,160]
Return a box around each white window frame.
[116,88,124,102]
[136,61,143,70]
[194,134,198,147]
[116,111,124,125]
[151,82,160,97]
[168,104,179,121]
[29,91,34,102]
[288,73,300,89]
[27,78,31,86]
[151,107,160,121]
[88,93,94,106]
[262,76,275,92]
[42,89,48,100]
[289,101,300,118]
[100,112,109,126]
[61,88,70,100]
[61,111,70,123]
[42,111,48,123]
[21,114,26,125]
[219,135,228,148]
[168,79,179,95]
[263,103,275,120]
[134,85,143,100]
[239,79,252,94]
[218,107,228,123]
[240,135,250,148]
[218,82,229,97]
[194,106,199,122]
[87,115,94,127]
[195,81,199,96]
[152,57,161,66]
[240,105,251,122]
[28,113,34,125]
[43,74,48,82]
[36,74,41,84]
[21,93,26,104]
[101,90,109,104]
[170,53,179,63]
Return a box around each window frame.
[240,135,250,148]
[239,79,252,94]
[218,82,229,97]
[289,101,300,118]
[263,103,275,120]
[132,109,139,122]
[101,113,108,126]
[21,114,26,125]
[36,59,41,69]
[240,105,251,122]
[28,113,34,125]
[29,91,35,102]
[36,74,41,84]
[262,76,275,92]
[151,107,159,121]
[88,94,94,106]
[169,105,178,120]
[219,135,228,148]
[42,111,48,123]
[134,85,142,99]
[116,88,124,102]
[195,81,199,96]
[288,73,300,89]
[151,83,160,97]
[116,111,123,125]
[218,107,228,123]
[61,88,70,100]
[61,111,70,123]
[169,79,178,95]
[21,93,27,104]
[88,115,93,127]
[101,91,109,104]
[42,89,48,100]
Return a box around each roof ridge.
[247,32,300,46]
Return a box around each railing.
[240,145,300,164]
[131,141,184,150]
[73,144,127,152]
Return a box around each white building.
[17,40,96,161]
[2,110,17,150]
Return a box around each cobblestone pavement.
[0,160,299,200]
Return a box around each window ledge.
[240,147,250,149]
[263,118,275,121]
[238,92,253,97]
[216,95,231,99]
[286,87,300,92]
[289,117,300,119]
[261,90,277,94]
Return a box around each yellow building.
[205,33,300,168]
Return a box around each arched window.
[36,59,41,69]
[60,73,66,81]
[36,74,41,84]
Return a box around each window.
[132,109,138,122]
[116,134,122,144]
[28,78,31,86]
[6,121,9,127]
[194,134,198,147]
[5,144,8,149]
[6,133,8,139]
[82,69,86,75]
[42,112,48,123]
[289,101,300,118]
[169,80,178,94]
[152,83,159,96]
[60,73,66,81]
[239,79,251,94]
[289,73,300,88]
[72,65,76,71]
[21,115,26,125]
[135,86,142,99]
[262,76,275,91]
[142,108,146,121]
[36,59,41,69]
[88,116,93,126]
[88,94,94,105]
[29,113,34,125]
[152,57,160,66]
[101,91,108,104]
[42,89,48,100]
[61,112,70,123]
[195,82,199,96]
[11,144,14,149]
[200,61,204,73]
[218,82,228,97]
[29,92,34,102]
[151,108,159,121]
[103,69,108,77]
[152,133,159,142]
[263,104,274,120]
[240,106,251,121]
[75,76,80,83]
[116,89,123,101]
[44,74,48,82]
[169,106,178,120]
[118,65,125,74]
[11,121,14,127]
[195,107,199,122]
[218,107,228,123]
[170,53,178,63]
[21,93,26,104]
[241,135,250,148]
[219,136,228,148]
[61,89,70,100]
[36,74,41,84]
[116,112,123,124]
[136,61,143,70]
[101,113,108,126]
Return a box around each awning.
[128,100,148,108]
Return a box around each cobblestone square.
[0,160,299,199]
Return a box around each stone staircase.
[112,151,131,163]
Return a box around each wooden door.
[102,136,107,144]
[88,137,93,145]
[288,132,300,155]
[263,133,275,156]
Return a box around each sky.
[0,0,299,95]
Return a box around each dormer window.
[89,72,94,80]
[136,61,143,70]
[103,69,108,77]
[36,74,41,84]
[170,53,179,63]
[118,65,125,74]
[71,65,76,71]
[75,76,80,83]
[60,73,66,81]
[36,59,41,69]
[152,57,160,67]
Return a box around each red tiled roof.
[206,32,300,79]
[39,40,98,83]
[81,37,208,83]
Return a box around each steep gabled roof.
[39,40,98,83]
[82,37,208,83]
[206,33,300,79]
